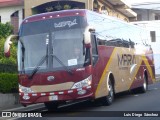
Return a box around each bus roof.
[23,9,87,24]
[23,9,147,31]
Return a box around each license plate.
[49,95,58,101]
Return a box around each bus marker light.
[32,94,37,96]
[86,86,91,89]
[68,90,73,93]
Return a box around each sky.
[127,0,160,10]
[128,0,160,4]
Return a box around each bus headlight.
[71,75,92,89]
[19,84,34,93]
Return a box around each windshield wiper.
[20,40,25,74]
[29,55,48,79]
[51,54,73,75]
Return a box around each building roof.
[107,0,137,18]
[0,0,24,7]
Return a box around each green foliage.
[0,22,13,39]
[0,23,18,93]
[0,22,17,70]
[0,64,17,73]
[0,73,18,93]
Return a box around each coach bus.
[4,9,155,110]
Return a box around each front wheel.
[103,80,114,106]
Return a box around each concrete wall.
[98,1,129,22]
[0,5,23,26]
[0,93,19,109]
[133,9,156,21]
[24,0,129,22]
[133,21,160,75]
[24,0,89,17]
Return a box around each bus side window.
[122,40,129,48]
[91,33,98,66]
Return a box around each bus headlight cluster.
[71,75,92,89]
[19,84,34,93]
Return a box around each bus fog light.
[78,90,86,95]
[23,95,30,100]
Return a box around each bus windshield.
[52,28,85,69]
[18,16,88,73]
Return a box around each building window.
[32,1,85,15]
[93,0,100,12]
[11,11,19,34]
[23,9,25,19]
[137,14,142,21]
[101,6,109,15]
[155,15,160,20]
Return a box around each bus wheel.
[103,79,114,106]
[139,75,148,93]
[44,102,59,111]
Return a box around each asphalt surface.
[1,81,160,120]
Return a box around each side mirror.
[84,26,95,44]
[4,35,18,57]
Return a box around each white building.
[132,21,160,75]
[131,1,160,21]
[131,2,160,76]
[0,0,24,34]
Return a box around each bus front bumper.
[19,86,93,106]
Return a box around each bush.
[0,73,18,93]
[0,22,13,39]
[0,22,18,93]
[0,64,17,73]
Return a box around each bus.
[4,9,155,110]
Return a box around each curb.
[3,103,44,112]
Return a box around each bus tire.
[103,79,114,106]
[44,102,59,111]
[139,75,148,93]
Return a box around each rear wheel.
[103,79,114,105]
[139,75,148,93]
[44,102,59,111]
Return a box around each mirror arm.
[84,26,95,44]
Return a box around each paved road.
[15,82,160,120]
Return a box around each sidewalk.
[1,103,44,112]
[0,93,20,111]
[0,103,22,111]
